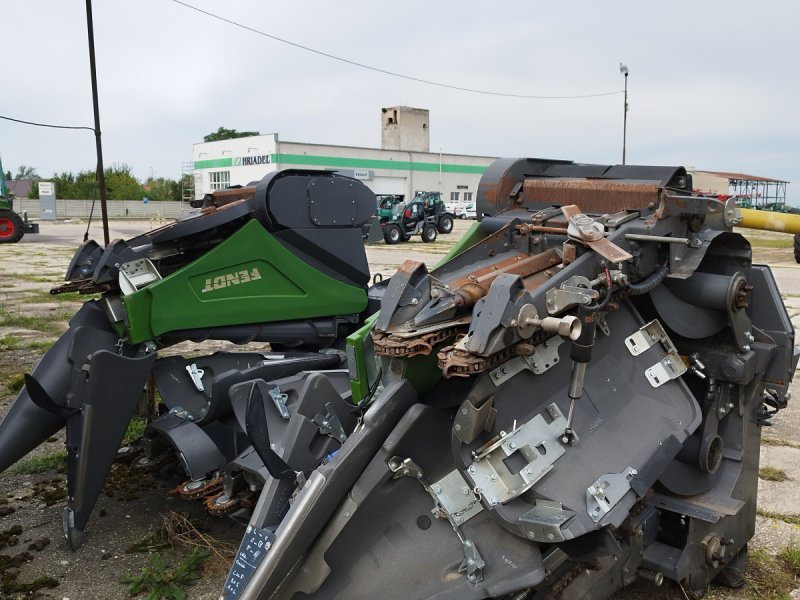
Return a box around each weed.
[121,547,209,600]
[763,436,800,450]
[756,508,800,526]
[759,466,789,481]
[745,546,797,599]
[127,512,235,572]
[4,373,25,394]
[0,335,21,350]
[10,450,66,475]
[124,417,147,444]
[778,542,800,574]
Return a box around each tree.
[144,176,181,202]
[104,164,144,200]
[203,127,260,143]
[15,165,38,180]
[5,171,11,181]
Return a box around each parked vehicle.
[455,203,477,219]
[381,198,439,244]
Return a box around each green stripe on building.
[195,153,488,174]
[272,153,487,174]
[194,158,234,169]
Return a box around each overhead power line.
[0,114,95,132]
[172,0,622,100]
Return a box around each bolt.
[433,485,442,494]
[510,319,517,327]
[462,487,471,495]
[468,465,477,474]
[489,474,497,481]
[411,298,419,305]
[526,468,534,475]
[527,532,535,539]
[461,408,468,415]
[508,442,517,450]
[547,533,555,541]
[742,344,751,352]
[490,497,498,506]
[454,424,462,431]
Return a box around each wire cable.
[0,114,95,132]
[172,0,622,100]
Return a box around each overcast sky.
[2,1,799,201]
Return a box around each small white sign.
[39,181,53,196]
[353,169,371,180]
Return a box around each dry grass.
[759,466,790,482]
[160,511,237,574]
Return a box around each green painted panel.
[194,158,233,169]
[122,220,367,343]
[272,153,487,175]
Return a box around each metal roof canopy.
[699,170,788,209]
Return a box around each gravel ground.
[0,219,798,599]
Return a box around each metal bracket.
[185,363,205,392]
[429,470,484,526]
[586,467,637,522]
[545,276,599,314]
[519,500,575,543]
[489,337,565,387]
[595,312,610,337]
[388,456,424,480]
[625,320,687,388]
[312,402,348,443]
[453,397,497,444]
[267,386,290,420]
[118,258,162,295]
[467,403,567,505]
[458,539,486,584]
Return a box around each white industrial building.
[192,107,496,205]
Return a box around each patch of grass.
[0,309,67,335]
[757,508,800,526]
[763,436,800,450]
[745,546,797,599]
[120,547,209,600]
[0,335,22,350]
[4,373,25,394]
[759,466,789,482]
[25,339,55,351]
[778,542,800,574]
[10,450,66,475]
[745,236,794,249]
[124,417,147,444]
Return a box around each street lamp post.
[619,63,629,165]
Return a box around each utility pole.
[619,63,629,165]
[85,0,110,245]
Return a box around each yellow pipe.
[738,208,800,235]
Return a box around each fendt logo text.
[201,268,262,293]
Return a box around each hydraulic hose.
[627,264,668,296]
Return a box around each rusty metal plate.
[523,179,660,214]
